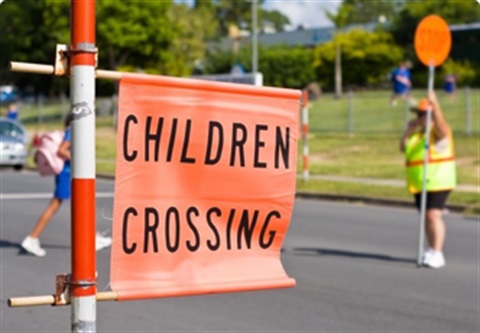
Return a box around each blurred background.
[0,0,478,211]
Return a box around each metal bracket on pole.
[54,44,99,76]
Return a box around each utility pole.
[252,0,258,75]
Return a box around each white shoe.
[21,236,46,257]
[95,233,112,251]
[408,98,418,106]
[423,250,445,269]
[421,248,434,265]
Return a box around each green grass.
[6,89,478,210]
[296,179,478,208]
[299,133,478,185]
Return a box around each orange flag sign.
[110,74,300,300]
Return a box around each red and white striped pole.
[70,1,97,332]
[301,90,309,181]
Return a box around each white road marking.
[0,192,114,200]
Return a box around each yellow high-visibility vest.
[405,128,456,194]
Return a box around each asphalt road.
[1,170,478,332]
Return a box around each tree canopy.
[390,0,479,54]
[96,0,174,72]
[340,0,399,25]
[212,0,290,36]
[0,0,477,95]
[1,0,218,94]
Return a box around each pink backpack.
[34,131,65,176]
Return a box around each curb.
[295,191,469,214]
[97,173,115,180]
[50,171,475,215]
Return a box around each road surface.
[1,170,478,332]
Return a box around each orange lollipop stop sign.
[414,15,452,67]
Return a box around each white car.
[0,118,28,170]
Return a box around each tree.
[97,1,218,75]
[313,29,404,88]
[390,0,479,59]
[340,0,399,24]
[260,8,290,33]
[1,0,219,95]
[96,0,175,73]
[194,0,216,10]
[96,0,218,92]
[0,0,70,95]
[216,0,258,36]
[214,0,290,36]
[324,4,352,98]
[165,3,218,76]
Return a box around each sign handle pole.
[417,64,435,267]
[70,0,97,332]
[301,91,309,181]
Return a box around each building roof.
[449,22,480,32]
[209,21,479,51]
[210,23,380,50]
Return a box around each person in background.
[399,90,456,269]
[390,60,413,107]
[21,114,112,257]
[443,73,457,102]
[6,102,19,121]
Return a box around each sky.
[176,0,342,31]
[263,0,342,30]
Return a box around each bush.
[411,58,479,89]
[203,45,315,89]
[313,29,404,89]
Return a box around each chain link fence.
[308,87,478,136]
[11,87,479,138]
